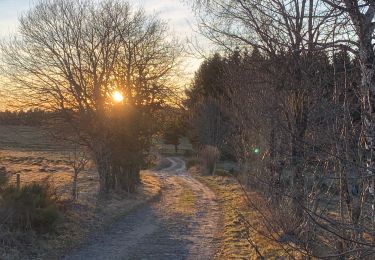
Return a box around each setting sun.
[112,90,124,103]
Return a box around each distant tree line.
[0,109,48,126]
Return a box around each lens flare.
[112,91,124,103]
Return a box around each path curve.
[64,157,221,260]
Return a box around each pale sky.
[0,0,195,38]
[0,0,204,78]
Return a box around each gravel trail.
[64,157,221,260]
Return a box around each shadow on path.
[64,157,220,260]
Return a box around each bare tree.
[0,0,180,194]
[190,0,339,222]
[323,0,375,237]
[188,0,375,257]
[68,147,89,200]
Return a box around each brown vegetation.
[0,125,161,259]
[184,0,375,257]
[199,145,220,175]
[1,0,181,195]
[191,166,301,259]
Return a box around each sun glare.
[112,91,124,103]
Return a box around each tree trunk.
[339,5,375,238]
[113,164,140,193]
[269,125,279,200]
[355,43,375,230]
[291,136,305,223]
[211,161,216,176]
[92,142,112,196]
[72,173,78,200]
[291,92,308,224]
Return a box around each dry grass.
[0,125,162,259]
[190,166,301,259]
[43,170,161,259]
[0,125,70,151]
[175,178,196,215]
[1,164,161,259]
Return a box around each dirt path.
[63,157,221,260]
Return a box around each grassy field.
[0,125,161,259]
[0,125,71,151]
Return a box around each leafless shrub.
[199,145,220,175]
[272,199,302,242]
[67,147,89,200]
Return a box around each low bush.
[271,199,302,244]
[0,180,61,233]
[199,145,220,175]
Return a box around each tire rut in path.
[64,157,221,260]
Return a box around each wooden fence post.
[16,174,20,190]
